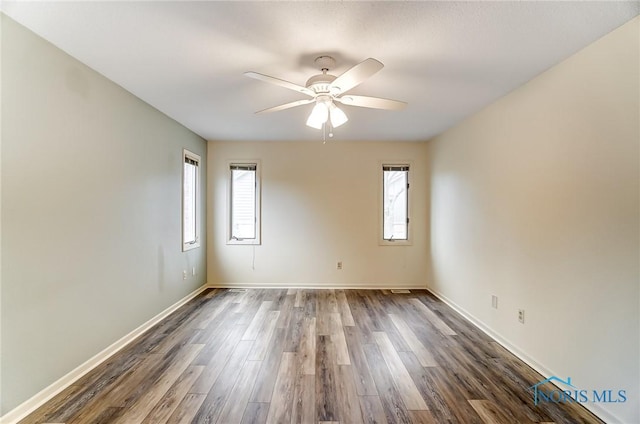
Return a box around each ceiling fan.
[244,56,407,131]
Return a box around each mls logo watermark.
[530,376,626,406]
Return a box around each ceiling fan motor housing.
[306,73,337,94]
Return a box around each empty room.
[1,2,638,424]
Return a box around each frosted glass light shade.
[329,104,348,128]
[306,102,329,129]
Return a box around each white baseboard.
[207,283,428,290]
[426,287,621,424]
[0,284,209,424]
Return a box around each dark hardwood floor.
[20,288,603,424]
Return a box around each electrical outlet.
[183,270,187,280]
[491,295,498,309]
[337,261,343,270]
[518,309,525,324]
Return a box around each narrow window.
[228,162,261,244]
[183,150,200,251]
[382,164,409,243]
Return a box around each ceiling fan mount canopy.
[244,55,407,131]
[314,55,336,71]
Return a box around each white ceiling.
[2,1,638,142]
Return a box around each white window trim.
[227,159,261,245]
[379,160,413,246]
[182,149,201,252]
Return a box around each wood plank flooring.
[20,289,603,424]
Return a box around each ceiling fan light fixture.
[329,103,348,128]
[306,102,329,129]
[246,56,406,136]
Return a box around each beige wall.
[207,141,430,288]
[427,17,639,423]
[1,15,207,415]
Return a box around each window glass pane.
[383,168,408,240]
[231,168,256,239]
[183,161,197,244]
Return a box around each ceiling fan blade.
[255,98,315,114]
[244,71,316,97]
[330,58,384,95]
[336,95,407,110]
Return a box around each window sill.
[379,239,412,246]
[227,238,261,246]
[182,242,201,252]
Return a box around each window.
[381,164,410,245]
[228,161,261,244]
[182,149,201,251]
